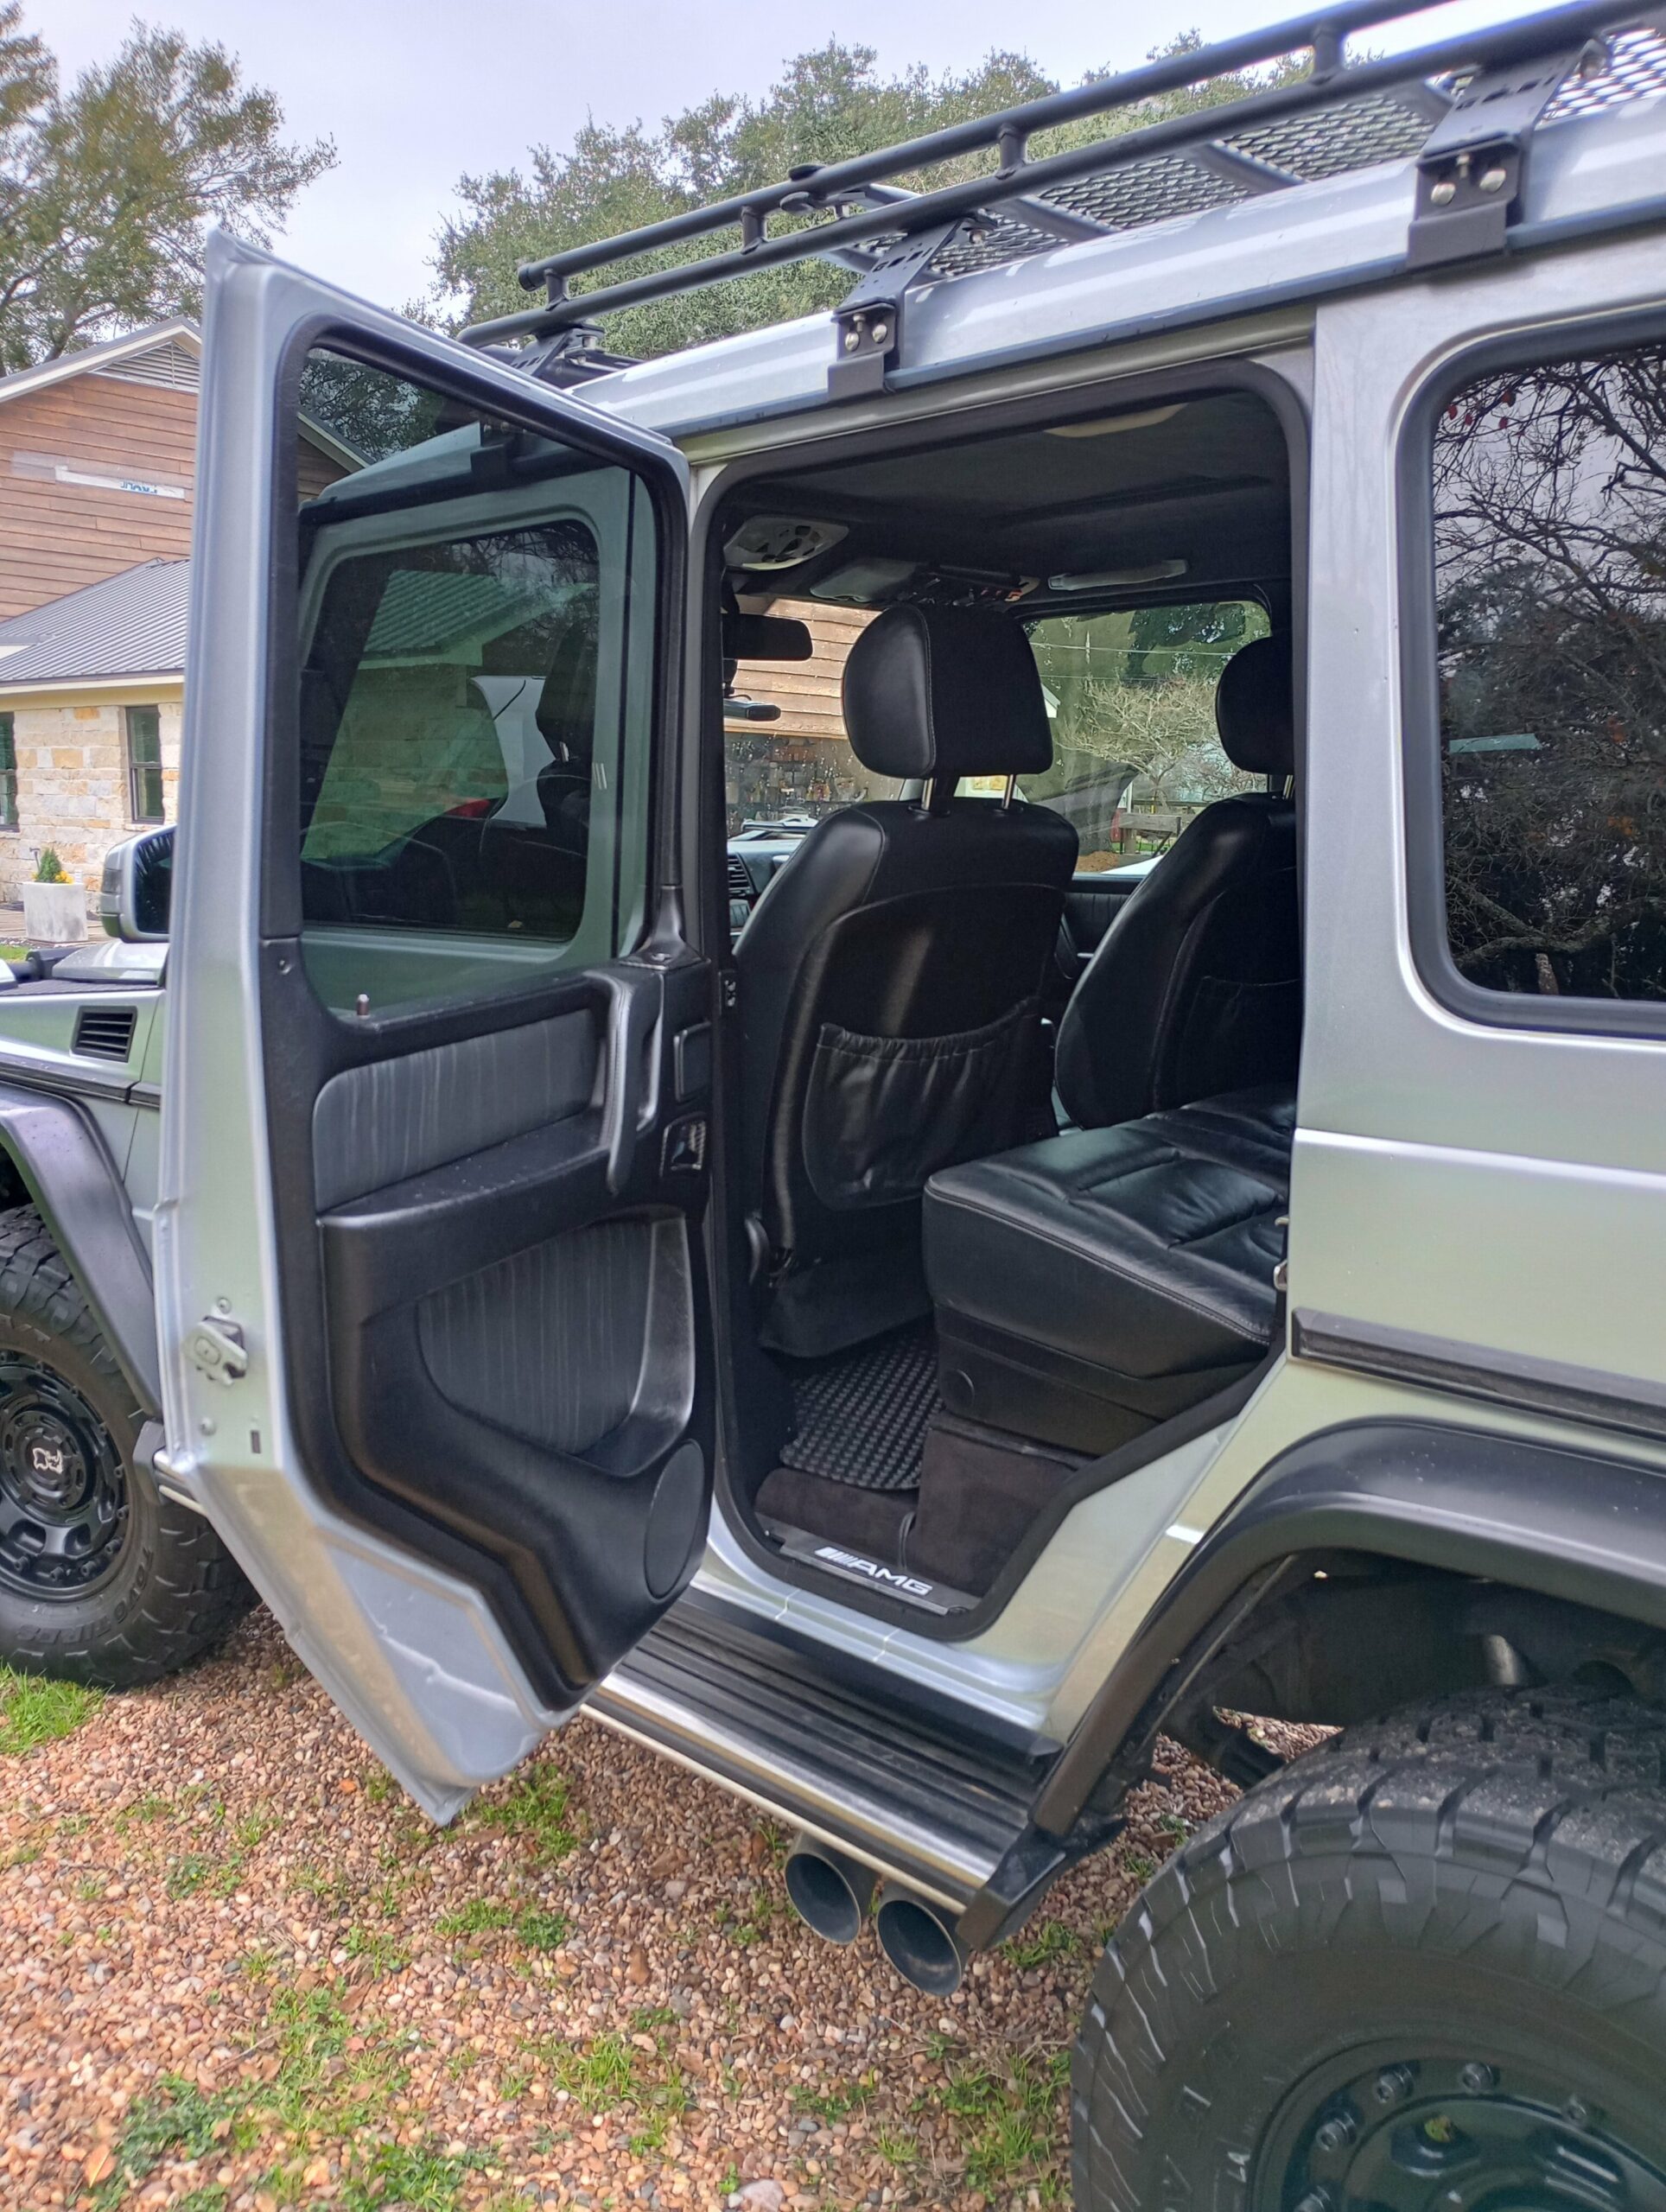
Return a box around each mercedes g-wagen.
[5,3,1666,2198]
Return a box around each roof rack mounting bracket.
[1407,37,1600,270]
[827,219,967,401]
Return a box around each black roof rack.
[461,0,1665,397]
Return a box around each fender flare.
[0,1080,161,1412]
[1034,1416,1666,1837]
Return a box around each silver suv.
[5,4,1666,2200]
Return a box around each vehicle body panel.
[153,233,696,1815]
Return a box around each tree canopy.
[433,36,1300,360]
[0,3,334,369]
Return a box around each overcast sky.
[49,0,1523,315]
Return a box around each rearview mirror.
[722,613,812,662]
[99,825,174,943]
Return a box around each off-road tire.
[1073,1684,1666,2210]
[0,1206,252,1686]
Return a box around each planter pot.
[22,880,87,944]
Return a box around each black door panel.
[310,957,713,1699]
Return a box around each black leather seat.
[924,1086,1293,1455]
[736,604,1078,1358]
[1053,634,1300,1130]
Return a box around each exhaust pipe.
[784,1837,875,1946]
[874,1882,967,1995]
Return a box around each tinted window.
[302,524,598,945]
[295,348,656,1013]
[1434,341,1666,1002]
[1024,601,1269,868]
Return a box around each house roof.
[0,561,188,689]
[0,321,200,411]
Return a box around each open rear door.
[155,234,713,1815]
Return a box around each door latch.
[188,1316,248,1386]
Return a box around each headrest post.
[999,775,1016,810]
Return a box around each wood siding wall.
[0,375,196,619]
[0,368,349,620]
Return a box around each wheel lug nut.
[1374,2064,1415,2107]
[1314,2112,1358,2154]
[1294,2191,1334,2212]
[1459,2062,1497,2094]
[1565,2095,1596,2128]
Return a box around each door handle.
[601,973,661,1195]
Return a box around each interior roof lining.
[722,386,1294,609]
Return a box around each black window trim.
[1398,302,1666,1043]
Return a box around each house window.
[0,715,16,830]
[124,705,164,823]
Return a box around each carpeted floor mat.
[778,1324,939,1492]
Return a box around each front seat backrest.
[1053,632,1300,1131]
[736,603,1078,1359]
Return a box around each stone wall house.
[0,561,188,899]
[0,322,351,920]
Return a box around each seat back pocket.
[804,995,1039,1209]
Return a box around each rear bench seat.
[922,1087,1294,1458]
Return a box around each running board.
[588,1593,1054,1912]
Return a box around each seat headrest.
[536,622,597,764]
[1214,633,1294,778]
[842,604,1052,784]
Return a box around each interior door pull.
[601,976,661,1195]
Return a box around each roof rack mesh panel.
[1224,86,1438,179]
[1044,152,1248,231]
[1543,22,1666,119]
[928,213,1078,280]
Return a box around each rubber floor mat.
[779,1325,938,1492]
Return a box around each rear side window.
[1433,340,1666,1005]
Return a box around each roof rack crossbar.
[459,0,1643,352]
[508,0,1432,297]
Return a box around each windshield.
[1021,601,1269,868]
[721,594,1269,862]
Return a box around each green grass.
[792,2072,876,2123]
[467,1762,578,1860]
[435,1895,569,1952]
[165,1852,213,1899]
[1005,1917,1081,1969]
[938,2052,1069,2196]
[0,1666,103,1756]
[436,1897,516,1938]
[345,1923,411,1977]
[338,2139,481,2209]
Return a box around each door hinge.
[188,1316,248,1386]
[1407,38,1604,270]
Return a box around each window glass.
[723,601,900,833]
[1434,341,1666,1003]
[0,713,16,830]
[1023,602,1270,868]
[294,348,656,1013]
[124,705,164,823]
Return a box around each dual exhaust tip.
[783,1837,967,1994]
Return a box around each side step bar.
[588,1593,1055,1912]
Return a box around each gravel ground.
[2,1610,1316,2212]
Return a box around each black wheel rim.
[1255,2042,1666,2212]
[0,1356,129,1598]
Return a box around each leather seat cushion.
[924,1087,1294,1452]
